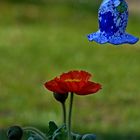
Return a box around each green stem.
[62,102,66,124]
[23,127,48,140]
[68,92,74,140]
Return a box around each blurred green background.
[0,0,140,139]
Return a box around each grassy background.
[0,1,140,139]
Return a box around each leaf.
[52,124,67,140]
[52,131,67,140]
[27,137,34,140]
[81,134,96,140]
[71,132,82,140]
[28,133,44,140]
[52,124,66,135]
[47,121,58,137]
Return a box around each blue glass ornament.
[87,0,139,45]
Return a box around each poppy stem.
[62,102,66,124]
[68,92,74,140]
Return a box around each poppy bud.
[7,126,23,140]
[53,93,68,103]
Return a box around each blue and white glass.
[87,0,139,45]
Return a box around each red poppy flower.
[44,70,102,95]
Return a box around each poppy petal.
[60,70,91,81]
[76,81,102,95]
[44,78,67,94]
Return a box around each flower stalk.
[62,102,66,124]
[68,92,74,140]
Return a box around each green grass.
[0,1,140,139]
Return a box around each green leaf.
[28,133,44,140]
[47,123,67,140]
[81,134,96,140]
[52,124,67,140]
[47,121,58,137]
[52,131,67,140]
[28,137,34,140]
[71,132,82,140]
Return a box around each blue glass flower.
[87,0,139,45]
